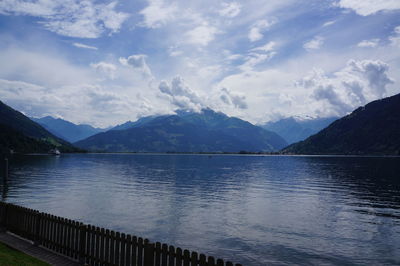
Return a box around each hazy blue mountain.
[283,93,400,155]
[261,116,338,144]
[32,116,107,142]
[0,100,80,153]
[75,109,287,153]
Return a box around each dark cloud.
[219,88,248,109]
[159,76,204,111]
[298,59,395,115]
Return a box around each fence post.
[0,203,8,232]
[34,212,41,246]
[4,158,8,180]
[143,239,154,266]
[78,224,87,265]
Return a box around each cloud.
[0,0,129,38]
[158,76,248,113]
[139,0,178,28]
[389,26,400,47]
[347,60,394,96]
[303,36,324,51]
[119,54,152,76]
[73,42,98,50]
[185,23,220,46]
[250,41,276,52]
[0,46,161,127]
[219,88,248,109]
[240,41,276,71]
[0,47,93,88]
[248,19,276,42]
[0,77,158,128]
[219,2,241,18]
[335,0,400,16]
[322,20,336,27]
[298,59,394,115]
[168,46,183,57]
[357,39,380,48]
[159,76,205,112]
[90,62,117,80]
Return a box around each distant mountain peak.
[32,115,107,142]
[260,116,339,144]
[76,109,287,153]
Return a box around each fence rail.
[0,202,241,266]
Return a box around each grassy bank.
[0,242,49,266]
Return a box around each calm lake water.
[1,154,400,265]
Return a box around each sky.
[0,0,399,127]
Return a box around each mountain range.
[283,93,400,155]
[3,92,400,155]
[0,101,80,154]
[75,109,288,153]
[260,116,338,144]
[32,116,108,143]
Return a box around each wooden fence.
[0,202,241,266]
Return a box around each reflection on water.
[1,154,400,265]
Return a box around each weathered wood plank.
[125,234,132,266]
[169,245,175,266]
[110,230,115,265]
[100,228,105,265]
[191,251,198,266]
[121,233,126,266]
[155,242,161,266]
[95,227,101,266]
[183,250,190,266]
[161,243,168,266]
[176,247,183,266]
[199,254,206,266]
[105,229,111,265]
[137,237,143,266]
[143,239,154,266]
[115,232,121,266]
[207,256,215,266]
[132,236,138,266]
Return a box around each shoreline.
[8,152,400,158]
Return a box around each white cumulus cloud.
[389,25,400,47]
[90,62,117,80]
[185,23,220,46]
[298,59,394,115]
[139,0,178,28]
[219,2,241,18]
[336,0,400,16]
[119,54,152,77]
[303,36,324,51]
[248,19,276,42]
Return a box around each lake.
[1,154,400,265]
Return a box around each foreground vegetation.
[0,242,49,266]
